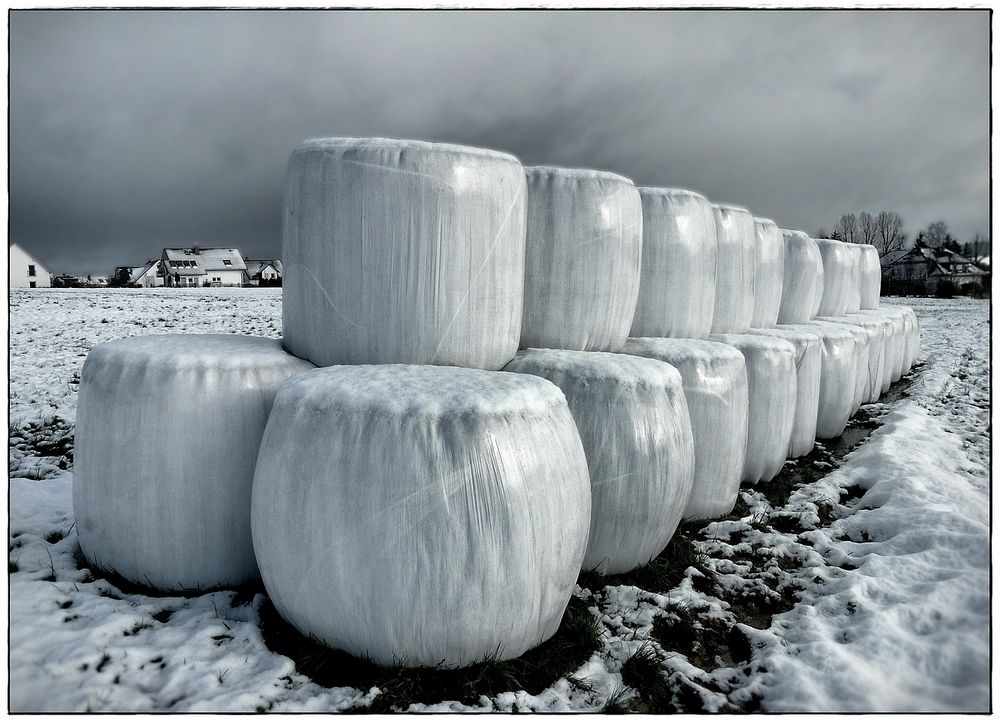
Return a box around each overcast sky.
[10,9,989,274]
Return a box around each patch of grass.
[151,608,174,624]
[123,621,153,637]
[600,685,636,713]
[586,525,717,596]
[652,607,751,672]
[259,595,603,711]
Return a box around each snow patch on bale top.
[296,136,521,164]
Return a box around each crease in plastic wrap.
[777,230,824,325]
[843,243,863,314]
[520,166,642,352]
[710,204,756,333]
[73,335,315,591]
[622,338,748,520]
[859,309,908,383]
[750,217,785,329]
[817,314,889,402]
[815,239,854,317]
[504,349,694,574]
[748,327,821,458]
[629,188,717,339]
[282,137,527,370]
[790,321,858,439]
[709,333,797,484]
[859,244,882,310]
[251,365,592,669]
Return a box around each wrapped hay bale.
[710,204,756,333]
[73,335,314,591]
[505,349,694,574]
[817,314,890,401]
[283,137,526,370]
[777,230,824,325]
[796,321,860,438]
[520,166,642,351]
[622,338,748,520]
[877,305,920,375]
[859,244,882,310]
[815,239,853,317]
[747,327,821,458]
[630,188,718,338]
[858,309,907,383]
[251,365,591,668]
[843,243,863,314]
[709,333,797,484]
[750,217,785,329]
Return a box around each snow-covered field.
[8,289,991,712]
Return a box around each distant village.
[8,241,989,298]
[9,244,282,289]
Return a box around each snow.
[8,289,989,711]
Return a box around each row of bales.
[74,137,919,670]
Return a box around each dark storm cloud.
[10,9,989,274]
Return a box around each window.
[29,281,36,288]
[28,265,35,277]
[223,259,232,266]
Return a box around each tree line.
[817,212,988,259]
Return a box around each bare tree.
[924,220,949,249]
[834,213,859,243]
[859,211,878,245]
[873,211,906,254]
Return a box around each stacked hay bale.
[73,134,921,673]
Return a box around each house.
[9,243,53,288]
[881,247,988,296]
[243,258,283,286]
[161,247,247,287]
[127,259,166,287]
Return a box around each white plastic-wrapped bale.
[817,314,890,401]
[622,338,748,520]
[520,166,642,352]
[858,309,907,383]
[283,137,526,370]
[251,365,591,668]
[777,230,824,325]
[859,244,882,310]
[710,204,756,333]
[883,305,920,372]
[750,217,785,329]
[709,333,797,484]
[843,243,863,314]
[815,239,853,317]
[504,349,694,574]
[73,335,315,591]
[747,327,821,458]
[794,321,860,438]
[629,188,718,338]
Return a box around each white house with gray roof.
[10,243,53,288]
[161,247,247,287]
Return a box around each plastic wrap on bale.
[709,334,797,484]
[519,166,642,352]
[251,365,591,669]
[282,137,526,370]
[805,320,871,416]
[815,239,853,317]
[859,309,907,383]
[710,204,756,333]
[777,230,824,325]
[748,326,821,458]
[750,218,785,329]
[794,321,859,438]
[73,334,314,591]
[859,245,882,310]
[883,305,920,372]
[629,188,717,339]
[622,338,748,520]
[817,315,889,402]
[843,243,863,314]
[505,349,694,574]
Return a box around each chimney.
[192,245,200,255]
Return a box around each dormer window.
[223,259,232,266]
